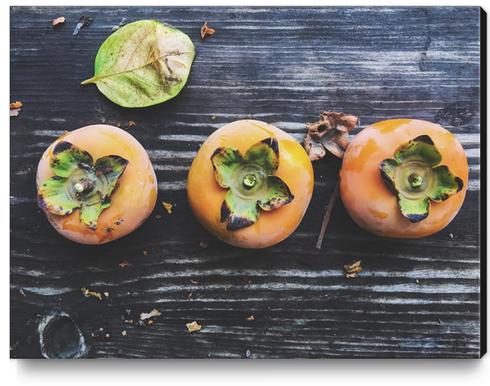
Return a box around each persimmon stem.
[315,182,339,250]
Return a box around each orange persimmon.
[36,124,157,244]
[187,120,314,248]
[339,119,468,238]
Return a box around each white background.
[2,0,488,385]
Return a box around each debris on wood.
[211,115,216,120]
[245,349,251,358]
[91,326,111,340]
[186,321,202,332]
[10,101,23,117]
[81,287,102,300]
[303,111,359,161]
[147,320,154,325]
[143,250,148,256]
[315,182,339,250]
[188,292,193,299]
[200,21,215,40]
[190,279,199,285]
[112,17,127,32]
[19,288,26,297]
[199,241,208,249]
[139,308,161,321]
[118,260,131,268]
[155,214,162,219]
[344,260,362,278]
[52,16,65,27]
[449,233,454,239]
[103,291,109,298]
[246,315,255,321]
[162,201,173,214]
[73,15,92,36]
[121,330,127,336]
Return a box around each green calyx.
[380,135,463,223]
[211,137,294,231]
[37,141,129,230]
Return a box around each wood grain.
[10,6,483,358]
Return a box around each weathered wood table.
[10,6,483,358]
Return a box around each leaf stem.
[315,181,339,250]
[80,77,96,85]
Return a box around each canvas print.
[10,6,484,358]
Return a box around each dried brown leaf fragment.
[344,260,362,279]
[246,315,255,321]
[10,101,23,117]
[118,260,131,268]
[139,308,161,321]
[81,287,103,300]
[52,16,66,27]
[162,201,173,214]
[304,112,359,160]
[186,320,202,332]
[200,21,215,40]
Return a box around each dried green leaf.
[379,135,464,223]
[257,176,294,211]
[37,176,80,216]
[398,195,430,223]
[220,190,259,231]
[428,165,464,201]
[244,137,279,175]
[81,20,195,108]
[211,147,243,188]
[50,141,93,178]
[94,155,129,199]
[394,135,442,166]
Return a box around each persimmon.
[339,119,468,238]
[36,124,157,244]
[187,120,314,248]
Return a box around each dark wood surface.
[10,6,483,358]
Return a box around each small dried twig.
[200,21,215,40]
[315,182,339,250]
[73,16,92,36]
[112,18,127,32]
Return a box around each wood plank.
[10,6,482,358]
